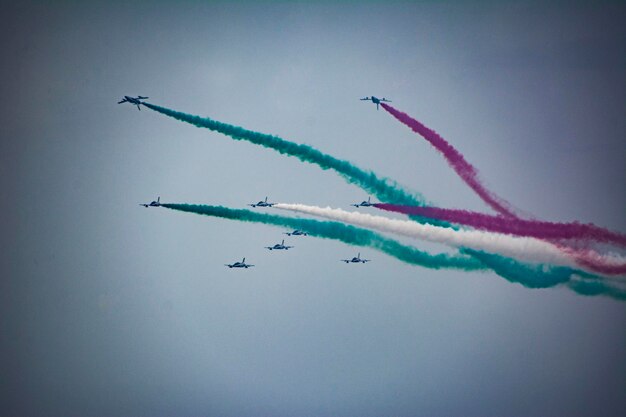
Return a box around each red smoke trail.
[379,103,626,275]
[375,204,626,276]
[375,204,626,248]
[381,103,516,217]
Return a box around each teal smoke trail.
[143,102,425,207]
[463,249,626,300]
[161,204,485,271]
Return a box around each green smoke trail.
[143,102,427,207]
[161,203,485,271]
[463,249,626,300]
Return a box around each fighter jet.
[360,96,391,110]
[118,95,149,110]
[351,196,374,208]
[284,229,308,236]
[265,239,293,251]
[248,197,274,208]
[140,196,161,207]
[341,253,370,263]
[225,257,254,268]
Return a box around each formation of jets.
[140,196,161,207]
[360,96,391,110]
[118,95,148,110]
[130,95,386,268]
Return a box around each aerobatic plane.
[225,258,254,268]
[248,197,274,208]
[341,253,370,263]
[140,196,161,207]
[284,229,308,236]
[265,240,294,251]
[359,96,391,110]
[118,95,149,110]
[351,196,374,208]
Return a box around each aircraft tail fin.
[242,257,246,263]
[157,197,160,203]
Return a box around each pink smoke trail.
[381,103,517,217]
[374,204,626,248]
[374,204,626,276]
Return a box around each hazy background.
[1,1,625,416]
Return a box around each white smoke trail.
[274,203,626,276]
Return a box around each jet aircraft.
[248,197,274,208]
[118,95,149,110]
[225,258,254,268]
[265,240,293,251]
[351,196,374,208]
[140,196,161,207]
[341,253,371,263]
[284,229,308,236]
[360,96,391,110]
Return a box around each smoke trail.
[143,102,621,286]
[462,249,626,300]
[143,102,427,207]
[375,204,626,248]
[273,203,626,276]
[381,103,516,217]
[160,203,485,271]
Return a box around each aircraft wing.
[118,99,127,104]
[359,97,369,101]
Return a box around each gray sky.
[1,1,625,416]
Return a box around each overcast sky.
[1,1,625,416]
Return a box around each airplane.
[284,229,308,236]
[265,239,293,251]
[360,96,391,110]
[351,196,374,208]
[225,257,254,268]
[140,196,161,207]
[341,252,370,263]
[248,197,274,208]
[118,95,149,110]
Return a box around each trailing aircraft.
[248,197,274,208]
[341,253,370,263]
[351,196,374,208]
[225,258,254,268]
[265,240,293,251]
[140,196,160,207]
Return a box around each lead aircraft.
[118,95,149,110]
[359,96,391,110]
